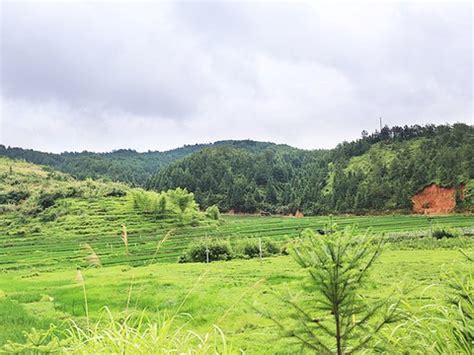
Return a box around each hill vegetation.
[0,140,280,186]
[150,123,473,214]
[0,157,219,270]
[0,156,472,353]
[2,124,473,214]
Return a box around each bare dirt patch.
[412,184,464,215]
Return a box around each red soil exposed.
[412,184,464,215]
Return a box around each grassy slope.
[1,157,473,351]
[2,200,473,271]
[0,250,471,352]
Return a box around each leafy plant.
[432,227,460,239]
[179,239,233,263]
[205,205,220,220]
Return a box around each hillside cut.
[412,184,464,215]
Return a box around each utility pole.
[428,217,433,238]
[205,233,209,263]
[258,238,263,266]
[379,117,383,131]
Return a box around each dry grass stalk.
[82,243,101,267]
[75,269,90,328]
[149,229,175,265]
[121,224,129,255]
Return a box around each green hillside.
[2,124,473,214]
[0,157,219,271]
[1,157,473,273]
[150,124,473,214]
[1,157,473,352]
[0,140,280,186]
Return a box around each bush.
[37,192,64,210]
[233,238,281,259]
[179,239,233,263]
[432,227,460,239]
[263,240,280,256]
[104,188,127,197]
[0,190,30,205]
[205,205,220,220]
[238,239,260,258]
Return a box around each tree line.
[148,123,473,214]
[2,124,472,214]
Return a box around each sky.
[0,1,472,153]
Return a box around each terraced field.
[1,158,473,352]
[1,192,472,271]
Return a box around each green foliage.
[392,250,473,353]
[267,226,401,354]
[179,239,233,263]
[2,310,231,354]
[0,140,279,186]
[233,238,281,259]
[130,187,200,220]
[0,190,30,205]
[432,227,460,239]
[179,237,282,263]
[205,205,220,220]
[236,239,260,258]
[148,124,473,214]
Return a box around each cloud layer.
[1,1,472,152]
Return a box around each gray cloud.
[0,1,472,153]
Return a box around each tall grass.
[388,249,473,354]
[2,309,231,354]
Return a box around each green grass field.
[1,158,473,352]
[0,246,471,352]
[1,197,473,271]
[1,211,473,352]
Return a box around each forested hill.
[148,124,473,214]
[2,124,473,214]
[0,140,280,186]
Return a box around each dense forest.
[2,124,473,214]
[148,124,473,214]
[0,140,279,186]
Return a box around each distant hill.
[2,123,473,214]
[148,124,473,214]
[0,140,279,186]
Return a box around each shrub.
[432,227,460,239]
[37,192,64,210]
[238,239,260,259]
[205,205,220,220]
[179,239,233,263]
[104,188,126,197]
[0,190,30,204]
[263,240,280,256]
[131,188,200,220]
[233,238,281,259]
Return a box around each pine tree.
[265,226,401,354]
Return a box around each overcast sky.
[0,1,472,153]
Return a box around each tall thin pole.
[379,117,383,131]
[258,238,263,266]
[205,233,209,263]
[428,217,433,238]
